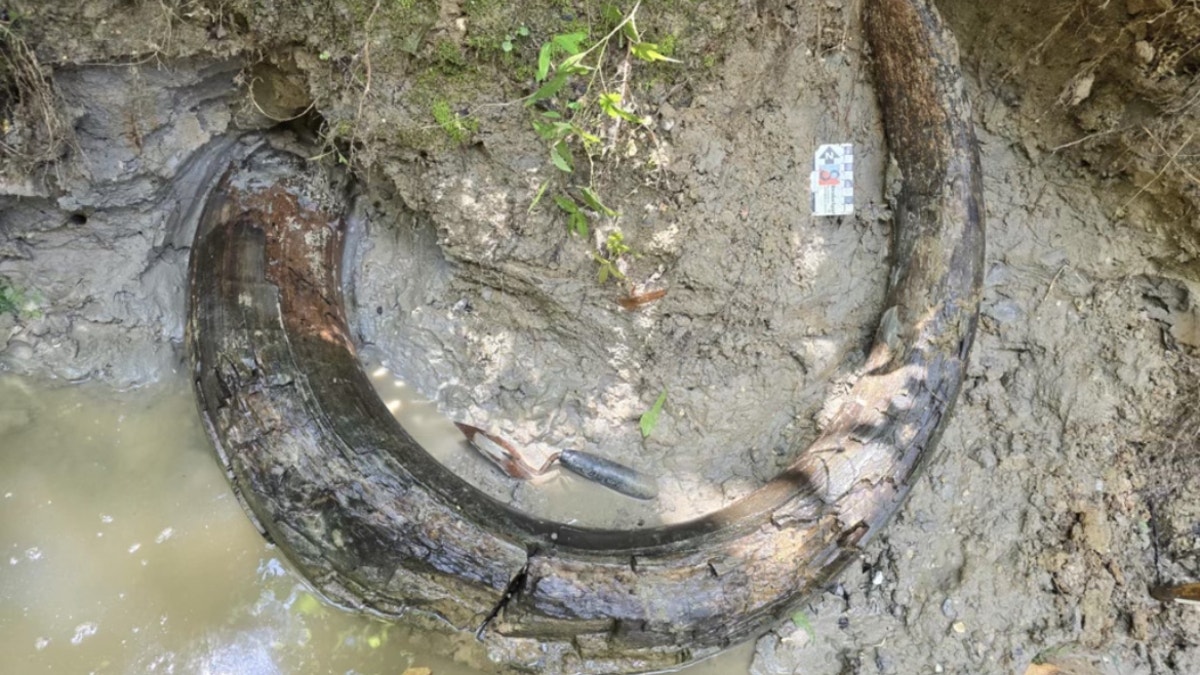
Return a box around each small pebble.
[1134,40,1155,64]
[952,621,966,634]
[941,598,957,619]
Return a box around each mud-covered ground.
[2,0,1199,673]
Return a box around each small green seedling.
[639,389,667,438]
[528,180,550,213]
[0,277,37,318]
[554,194,589,236]
[790,611,815,640]
[580,187,617,216]
[553,188,621,239]
[501,25,531,53]
[598,92,647,125]
[592,254,624,283]
[593,229,632,283]
[0,281,20,316]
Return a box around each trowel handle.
[557,449,658,500]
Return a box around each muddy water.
[0,374,753,674]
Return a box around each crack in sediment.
[475,558,530,640]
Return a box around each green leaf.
[598,92,646,125]
[598,91,620,114]
[552,31,588,55]
[558,52,589,73]
[531,118,554,139]
[537,42,553,81]
[517,25,530,37]
[579,187,617,217]
[601,5,624,27]
[592,252,624,283]
[553,194,580,214]
[527,71,569,105]
[501,39,513,52]
[528,180,549,213]
[556,196,588,236]
[639,389,668,438]
[573,125,601,146]
[550,141,574,172]
[790,611,815,640]
[631,41,681,64]
[621,18,640,43]
[569,211,588,236]
[532,119,572,141]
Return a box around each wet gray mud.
[3,0,1200,673]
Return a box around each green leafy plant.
[592,229,631,283]
[639,388,667,438]
[522,3,678,246]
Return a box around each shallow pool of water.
[362,351,677,530]
[0,374,753,674]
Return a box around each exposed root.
[0,22,73,176]
[347,0,381,167]
[1000,0,1082,84]
[1118,129,1196,214]
[603,52,633,158]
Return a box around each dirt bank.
[2,0,1199,673]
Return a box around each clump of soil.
[2,0,1200,673]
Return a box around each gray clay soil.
[2,1,1199,673]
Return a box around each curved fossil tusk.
[185,0,984,670]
